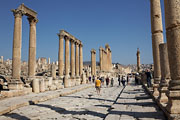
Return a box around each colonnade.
[58,30,83,88]
[150,0,180,118]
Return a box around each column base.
[75,76,81,86]
[166,90,180,114]
[158,85,168,104]
[64,76,70,88]
[8,79,24,90]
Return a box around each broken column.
[158,43,170,103]
[150,0,164,97]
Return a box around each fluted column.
[164,0,180,114]
[150,0,164,97]
[79,43,83,76]
[58,34,64,77]
[75,42,79,77]
[136,48,140,72]
[11,9,23,80]
[158,43,170,103]
[28,17,38,77]
[70,39,75,77]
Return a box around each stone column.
[0,56,3,64]
[110,50,112,70]
[11,9,23,80]
[91,49,96,76]
[48,58,50,64]
[150,0,164,97]
[64,36,70,87]
[136,48,140,72]
[28,17,38,77]
[158,43,170,103]
[99,47,103,71]
[51,64,56,80]
[75,41,79,77]
[58,34,64,77]
[79,43,83,76]
[91,50,94,76]
[164,0,180,114]
[70,39,75,77]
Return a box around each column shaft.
[150,0,164,96]
[28,17,38,77]
[65,37,70,76]
[164,0,180,114]
[79,44,83,76]
[75,42,79,76]
[158,43,170,103]
[99,48,103,71]
[12,10,23,79]
[70,40,75,77]
[58,35,64,77]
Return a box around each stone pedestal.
[8,79,24,90]
[75,76,81,86]
[32,79,39,93]
[82,73,86,84]
[70,77,76,87]
[39,79,45,92]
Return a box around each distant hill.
[83,61,100,66]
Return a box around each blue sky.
[0,0,166,65]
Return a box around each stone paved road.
[0,78,166,120]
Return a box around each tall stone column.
[158,43,170,103]
[99,47,103,71]
[109,51,112,71]
[28,17,38,77]
[91,49,96,76]
[164,0,180,114]
[79,43,83,76]
[11,9,23,80]
[64,36,70,87]
[91,50,94,76]
[70,39,75,77]
[136,48,140,73]
[75,42,79,77]
[58,34,64,77]
[150,0,164,97]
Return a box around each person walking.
[145,69,152,88]
[127,75,129,85]
[118,75,121,86]
[106,76,109,87]
[95,77,101,95]
[92,75,95,83]
[111,77,114,87]
[121,75,126,87]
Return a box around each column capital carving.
[27,17,38,25]
[11,9,24,18]
[70,39,75,43]
[57,33,64,38]
[79,43,83,47]
[64,36,70,41]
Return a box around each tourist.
[135,73,139,85]
[106,76,110,87]
[95,77,101,95]
[118,75,121,86]
[121,75,126,87]
[101,77,105,86]
[111,77,114,87]
[92,75,95,83]
[145,69,152,88]
[127,75,129,85]
[89,76,91,83]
